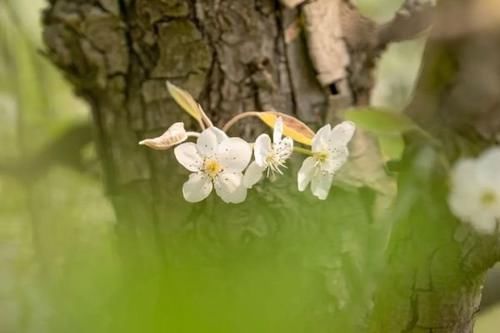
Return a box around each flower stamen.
[203,159,223,178]
[481,190,497,206]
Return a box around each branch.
[377,0,436,47]
[370,0,500,328]
[300,0,350,86]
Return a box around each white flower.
[448,148,500,234]
[297,121,356,200]
[139,122,188,150]
[174,127,252,204]
[243,117,294,188]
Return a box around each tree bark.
[41,1,380,331]
[370,0,500,332]
[42,0,382,256]
[41,0,500,332]
[42,0,325,229]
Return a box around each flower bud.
[139,122,188,150]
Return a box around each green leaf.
[378,134,405,161]
[344,108,417,135]
[166,81,202,122]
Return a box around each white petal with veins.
[174,142,203,172]
[273,117,284,143]
[254,134,273,167]
[217,137,252,172]
[243,161,266,188]
[298,157,316,192]
[197,127,225,157]
[182,173,213,202]
[311,172,334,200]
[214,171,247,203]
[322,146,349,174]
[312,124,331,152]
[329,121,356,148]
[210,126,229,143]
[276,137,294,161]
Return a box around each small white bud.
[139,122,188,150]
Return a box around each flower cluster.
[449,148,500,234]
[139,82,356,204]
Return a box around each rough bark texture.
[41,0,500,332]
[41,0,382,251]
[42,0,318,191]
[41,2,383,331]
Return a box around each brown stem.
[222,111,261,132]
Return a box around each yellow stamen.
[314,151,329,163]
[481,190,497,206]
[203,159,222,178]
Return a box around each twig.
[377,0,436,47]
[222,112,260,132]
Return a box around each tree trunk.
[41,0,500,332]
[42,0,330,239]
[42,1,379,331]
[370,0,500,332]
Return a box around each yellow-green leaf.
[256,111,315,145]
[378,134,405,161]
[344,108,417,135]
[166,81,202,122]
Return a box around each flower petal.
[310,172,334,200]
[214,171,247,203]
[182,173,213,203]
[298,157,316,192]
[254,134,272,167]
[210,126,229,143]
[174,142,203,172]
[451,159,477,193]
[449,159,482,220]
[470,211,498,235]
[476,148,500,189]
[243,161,265,188]
[273,117,284,144]
[329,121,356,148]
[449,150,500,229]
[312,124,331,152]
[217,137,252,172]
[322,146,349,174]
[276,136,294,161]
[197,127,227,157]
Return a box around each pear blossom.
[174,127,252,204]
[243,117,294,188]
[448,148,500,234]
[297,121,356,200]
[139,122,188,150]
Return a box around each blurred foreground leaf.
[344,108,417,135]
[343,108,423,161]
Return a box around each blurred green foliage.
[0,0,497,332]
[0,1,114,332]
